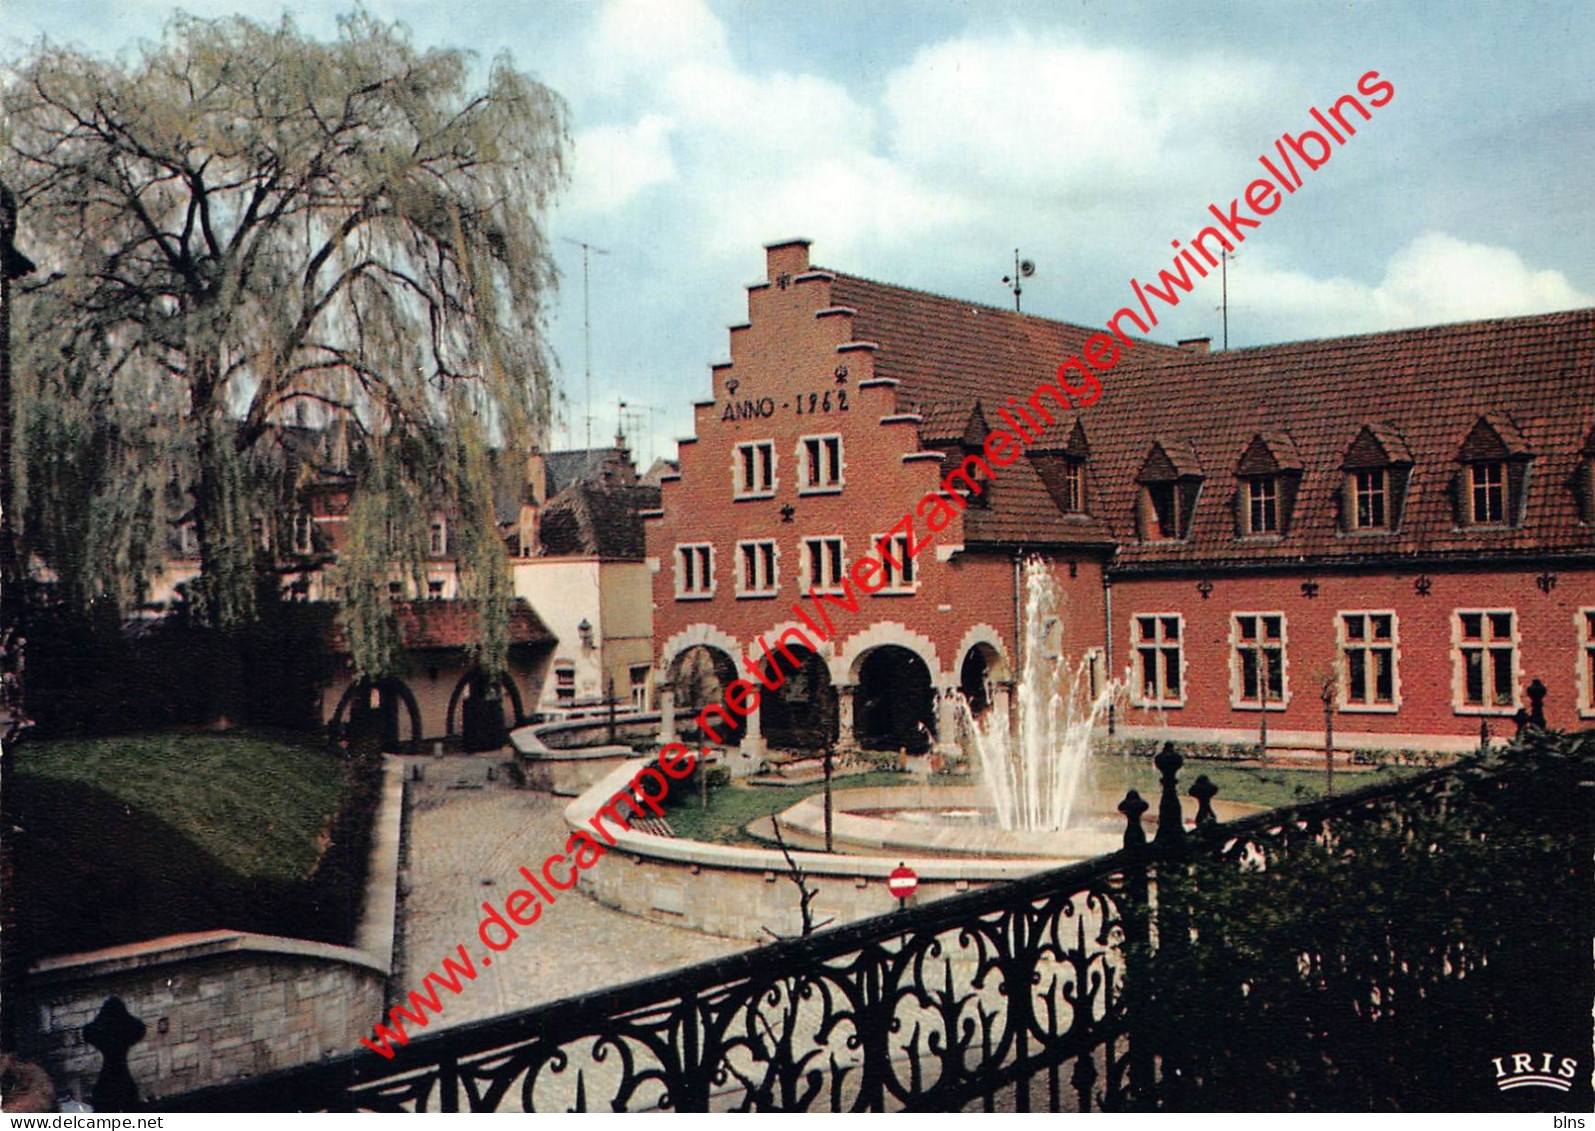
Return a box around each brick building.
[646,240,1595,763]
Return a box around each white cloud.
[589,0,728,86]
[1241,232,1592,337]
[884,31,1277,204]
[568,114,678,214]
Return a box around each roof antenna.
[1218,248,1237,350]
[1001,248,1036,312]
[563,237,610,449]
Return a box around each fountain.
[770,556,1259,862]
[960,555,1118,832]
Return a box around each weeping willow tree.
[3,10,565,677]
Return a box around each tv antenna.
[563,237,610,449]
[1218,248,1237,350]
[1001,249,1036,312]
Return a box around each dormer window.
[1147,482,1181,539]
[1340,423,1411,534]
[1454,413,1531,529]
[1469,462,1505,524]
[1245,477,1278,535]
[1233,431,1301,539]
[1578,426,1595,525]
[1352,468,1387,529]
[1135,439,1202,542]
[1060,461,1084,514]
[1030,419,1091,517]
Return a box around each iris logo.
[1491,1051,1577,1092]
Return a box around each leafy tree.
[3,11,566,676]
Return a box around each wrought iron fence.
[142,731,1590,1112]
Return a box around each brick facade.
[649,240,1595,758]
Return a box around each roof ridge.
[1126,304,1595,367]
[822,267,1110,337]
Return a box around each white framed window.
[801,536,846,593]
[1351,469,1388,530]
[872,531,917,593]
[554,664,576,705]
[734,440,777,498]
[1231,612,1287,709]
[1132,614,1184,707]
[1469,462,1505,524]
[1246,477,1278,534]
[177,521,200,556]
[736,539,779,598]
[1339,611,1399,712]
[799,434,844,494]
[429,513,448,557]
[675,543,715,599]
[1453,609,1517,712]
[292,511,315,555]
[1579,609,1595,718]
[427,578,445,598]
[630,664,651,712]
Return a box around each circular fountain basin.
[771,785,1263,861]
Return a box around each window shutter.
[1449,469,1467,527]
[1231,484,1245,538]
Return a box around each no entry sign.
[887,864,919,901]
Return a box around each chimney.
[525,450,548,506]
[765,238,811,284]
[1177,337,1212,356]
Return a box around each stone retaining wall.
[18,757,405,1103]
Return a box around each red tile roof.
[824,269,1595,568]
[324,598,555,655]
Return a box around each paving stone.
[397,757,744,1030]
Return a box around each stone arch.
[834,621,941,686]
[658,623,743,683]
[851,644,936,754]
[752,624,838,752]
[955,623,1012,683]
[332,676,423,753]
[445,669,527,745]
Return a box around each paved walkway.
[394,754,744,1029]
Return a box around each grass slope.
[8,731,359,958]
[16,732,344,882]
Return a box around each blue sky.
[7,1,1594,464]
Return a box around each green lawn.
[8,731,363,958]
[15,731,344,882]
[662,760,1428,846]
[664,771,932,844]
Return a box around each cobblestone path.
[395,754,745,1029]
